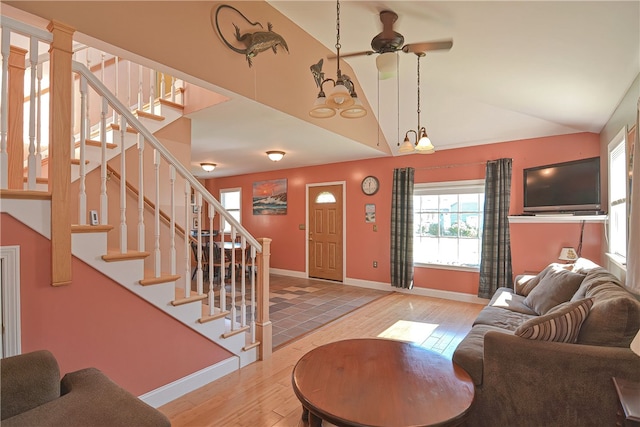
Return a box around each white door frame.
[0,245,21,357]
[305,181,346,281]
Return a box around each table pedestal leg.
[301,406,323,427]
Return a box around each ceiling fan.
[331,10,453,78]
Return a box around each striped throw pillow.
[514,298,593,343]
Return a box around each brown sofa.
[1,350,171,426]
[453,258,640,427]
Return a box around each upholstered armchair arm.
[0,350,61,420]
[477,331,640,427]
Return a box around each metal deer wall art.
[213,4,289,67]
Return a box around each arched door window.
[315,191,336,204]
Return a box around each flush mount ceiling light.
[398,53,435,155]
[266,151,285,162]
[309,0,366,119]
[200,163,216,172]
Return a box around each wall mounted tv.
[523,157,601,213]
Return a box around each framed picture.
[365,204,376,223]
[89,210,99,226]
[253,179,287,215]
[192,204,199,214]
[192,217,199,230]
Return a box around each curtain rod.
[416,161,486,171]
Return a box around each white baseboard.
[139,356,239,408]
[269,268,307,278]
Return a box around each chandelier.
[398,53,435,154]
[309,0,366,119]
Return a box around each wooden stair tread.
[71,224,114,233]
[158,98,184,110]
[108,123,137,134]
[101,251,150,262]
[0,189,50,200]
[171,293,207,306]
[139,273,181,286]
[243,341,261,351]
[198,307,230,323]
[71,158,90,165]
[222,325,250,339]
[75,139,118,149]
[22,176,48,184]
[135,110,165,121]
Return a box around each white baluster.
[100,97,108,225]
[26,37,38,190]
[184,182,191,299]
[149,69,155,115]
[160,73,166,100]
[137,133,144,251]
[154,149,161,277]
[119,114,127,253]
[85,56,90,142]
[137,64,143,111]
[171,75,176,104]
[100,52,105,82]
[0,27,10,189]
[169,165,176,275]
[230,227,237,330]
[112,56,119,123]
[240,235,247,327]
[208,203,216,316]
[250,245,256,344]
[35,62,42,176]
[219,217,226,313]
[196,192,203,295]
[127,60,131,112]
[78,76,88,225]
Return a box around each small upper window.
[220,188,241,233]
[316,192,336,204]
[608,129,627,261]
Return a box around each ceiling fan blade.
[402,39,453,54]
[327,50,375,59]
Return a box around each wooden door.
[308,185,343,281]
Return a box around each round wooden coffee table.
[292,338,475,427]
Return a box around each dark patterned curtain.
[391,167,414,289]
[479,158,513,298]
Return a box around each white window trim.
[607,127,627,265]
[414,179,485,271]
[220,187,242,233]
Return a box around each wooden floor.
[159,292,483,427]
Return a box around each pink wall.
[0,213,232,396]
[207,132,601,296]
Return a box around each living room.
[1,1,639,426]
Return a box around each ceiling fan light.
[326,83,355,109]
[340,97,367,118]
[376,52,397,80]
[309,95,336,118]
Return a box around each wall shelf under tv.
[508,215,607,224]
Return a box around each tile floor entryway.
[268,275,390,349]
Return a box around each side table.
[613,377,640,426]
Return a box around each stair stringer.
[71,230,257,366]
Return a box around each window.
[608,128,627,262]
[220,188,241,233]
[413,180,485,269]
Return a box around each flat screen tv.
[523,157,601,213]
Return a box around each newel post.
[47,20,74,287]
[7,46,27,190]
[256,237,272,360]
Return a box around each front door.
[308,184,343,281]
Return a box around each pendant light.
[309,0,366,119]
[398,53,435,154]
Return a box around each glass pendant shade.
[398,135,416,153]
[415,128,435,153]
[326,82,355,109]
[340,97,367,118]
[200,163,216,172]
[309,95,336,118]
[266,151,285,162]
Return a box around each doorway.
[308,184,344,282]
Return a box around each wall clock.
[361,176,380,196]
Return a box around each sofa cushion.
[517,263,573,296]
[474,305,537,331]
[523,267,585,315]
[514,298,593,343]
[576,280,640,347]
[452,325,511,386]
[487,288,538,315]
